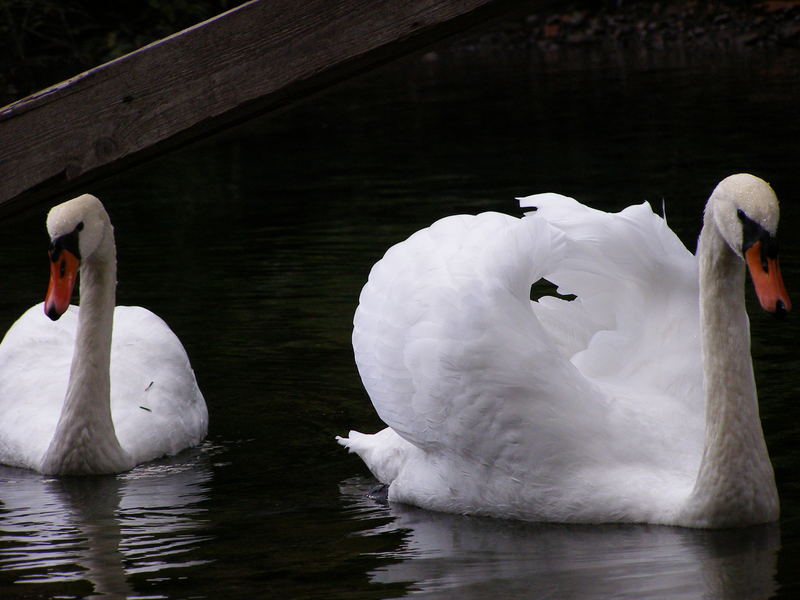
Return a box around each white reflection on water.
[340,477,779,600]
[0,445,214,597]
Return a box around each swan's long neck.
[41,226,132,475]
[682,211,778,527]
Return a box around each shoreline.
[468,1,800,52]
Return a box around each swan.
[0,194,208,475]
[338,173,791,528]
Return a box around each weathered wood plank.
[0,0,535,215]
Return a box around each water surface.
[1,35,799,599]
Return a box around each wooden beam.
[0,0,535,215]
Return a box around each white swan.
[0,194,208,475]
[338,173,790,528]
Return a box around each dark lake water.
[2,31,800,599]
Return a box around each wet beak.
[44,248,80,321]
[745,241,791,316]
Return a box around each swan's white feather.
[341,195,707,524]
[0,303,207,471]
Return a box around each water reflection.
[0,446,214,597]
[341,478,779,600]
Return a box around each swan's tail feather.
[337,428,415,485]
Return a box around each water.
[1,32,800,599]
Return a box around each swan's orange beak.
[745,241,791,315]
[45,248,80,321]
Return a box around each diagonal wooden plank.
[0,0,536,215]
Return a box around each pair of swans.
[339,173,791,528]
[0,175,787,531]
[0,194,207,475]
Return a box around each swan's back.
[344,195,705,523]
[0,304,207,471]
[108,306,207,464]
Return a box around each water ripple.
[0,445,216,596]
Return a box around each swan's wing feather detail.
[350,196,704,493]
[522,195,702,408]
[110,306,208,464]
[354,212,610,473]
[520,194,704,468]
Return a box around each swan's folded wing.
[353,197,704,478]
[353,212,609,472]
[521,194,705,467]
[109,306,208,463]
[522,194,702,405]
[0,304,74,469]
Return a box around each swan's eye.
[76,222,84,232]
[738,210,769,254]
[738,209,779,272]
[49,230,82,262]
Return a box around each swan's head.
[709,173,791,315]
[44,194,112,321]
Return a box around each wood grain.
[0,0,533,215]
